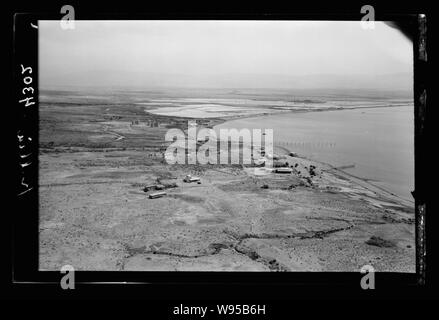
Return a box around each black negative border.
[12,10,427,296]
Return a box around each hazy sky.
[39,20,413,90]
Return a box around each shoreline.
[155,104,413,209]
[282,150,414,209]
[146,102,414,124]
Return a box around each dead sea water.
[216,105,414,202]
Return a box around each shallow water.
[216,106,414,202]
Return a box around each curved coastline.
[212,105,414,210]
[144,103,414,210]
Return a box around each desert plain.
[39,88,415,272]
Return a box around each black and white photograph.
[37,20,416,273]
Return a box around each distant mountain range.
[41,70,413,94]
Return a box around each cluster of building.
[144,175,201,199]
